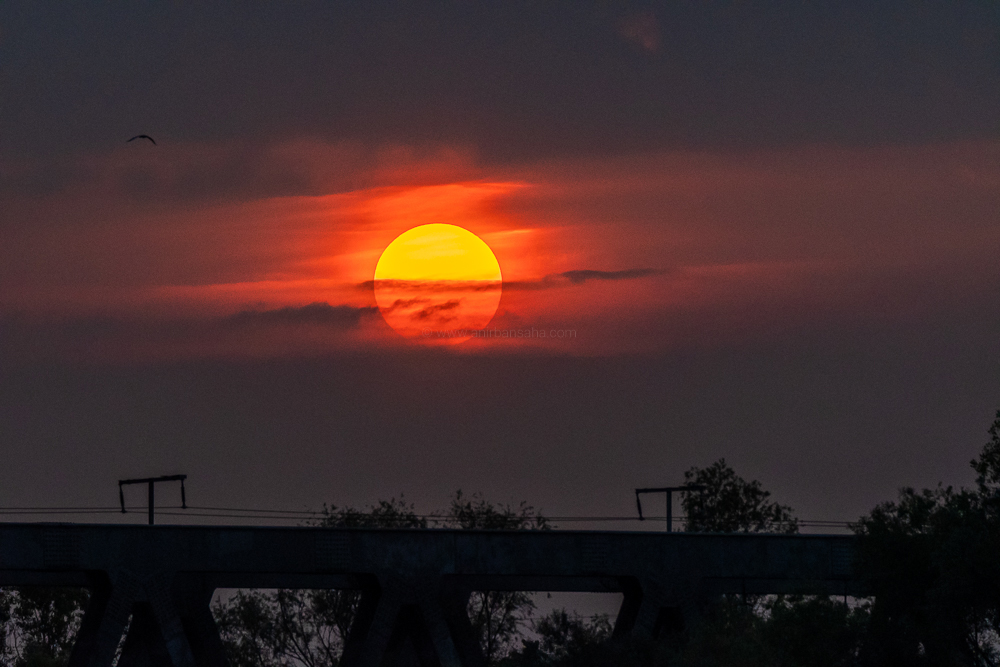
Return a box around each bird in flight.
[127,135,156,145]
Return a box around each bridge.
[0,524,866,667]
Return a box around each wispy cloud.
[560,268,663,284]
[384,298,430,311]
[226,302,378,328]
[411,300,462,321]
[504,268,666,291]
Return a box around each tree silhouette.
[681,458,798,534]
[0,587,89,667]
[854,409,1000,666]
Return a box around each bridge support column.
[144,575,198,667]
[416,578,478,667]
[68,571,200,667]
[68,575,133,667]
[172,576,229,667]
[117,603,176,667]
[439,584,486,667]
[340,575,482,667]
[340,577,405,667]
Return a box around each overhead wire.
[0,503,856,529]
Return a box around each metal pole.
[635,486,706,533]
[119,475,186,524]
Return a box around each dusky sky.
[0,2,998,526]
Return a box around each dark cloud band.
[360,269,662,293]
[226,303,377,328]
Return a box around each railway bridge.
[0,524,866,667]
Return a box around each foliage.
[532,610,613,661]
[0,587,89,667]
[470,591,534,665]
[675,595,868,667]
[213,588,340,667]
[762,595,869,667]
[316,496,428,530]
[447,490,549,531]
[0,588,10,662]
[500,609,615,667]
[972,409,1000,492]
[673,596,773,667]
[852,411,1000,666]
[681,458,799,534]
[501,596,867,667]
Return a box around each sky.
[0,2,999,528]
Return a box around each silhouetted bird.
[127,135,156,145]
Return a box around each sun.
[374,224,502,342]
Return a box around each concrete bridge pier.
[437,584,487,667]
[172,576,230,667]
[67,573,219,667]
[67,575,131,667]
[340,575,484,667]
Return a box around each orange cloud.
[1,139,997,357]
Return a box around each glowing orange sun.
[374,224,503,342]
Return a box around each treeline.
[3,410,999,666]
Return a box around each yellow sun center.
[374,224,502,341]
